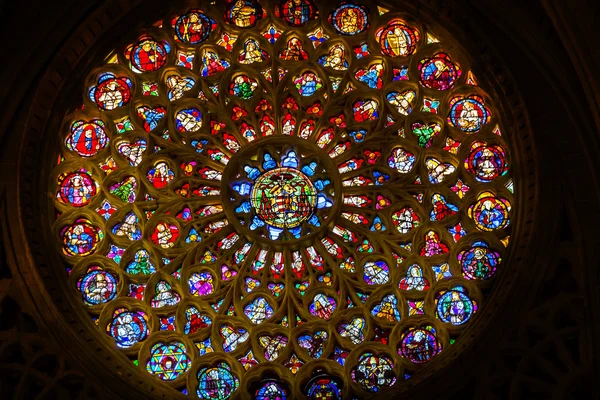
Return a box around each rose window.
[51,1,515,398]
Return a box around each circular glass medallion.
[250,167,317,229]
[223,136,340,243]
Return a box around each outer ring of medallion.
[221,135,342,249]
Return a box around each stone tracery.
[49,1,515,397]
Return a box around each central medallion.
[222,136,341,243]
[250,167,317,229]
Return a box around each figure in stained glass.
[275,0,317,26]
[468,192,511,231]
[448,95,491,133]
[77,266,118,305]
[107,309,149,348]
[280,37,309,60]
[201,50,231,76]
[225,0,264,28]
[61,219,102,257]
[377,20,419,57]
[318,44,348,70]
[57,171,97,206]
[351,353,396,392]
[197,362,240,399]
[172,10,215,44]
[329,3,369,35]
[239,38,269,64]
[418,52,461,90]
[66,120,109,157]
[355,62,384,89]
[89,73,133,110]
[399,326,442,363]
[125,35,171,73]
[436,287,477,325]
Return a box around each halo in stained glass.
[166,75,195,100]
[377,19,420,57]
[225,0,264,28]
[279,36,309,60]
[107,309,149,348]
[201,50,231,76]
[294,71,323,96]
[398,326,442,363]
[337,317,366,343]
[65,119,109,157]
[52,2,516,397]
[57,170,98,206]
[77,266,118,305]
[275,0,317,27]
[436,286,478,325]
[125,35,170,73]
[329,3,369,36]
[387,147,415,173]
[88,73,133,110]
[229,74,258,99]
[146,161,175,188]
[60,219,103,257]
[111,211,142,240]
[171,10,215,44]
[459,241,501,280]
[448,95,491,133]
[318,44,349,71]
[418,52,461,90]
[465,141,508,181]
[125,249,156,275]
[239,38,269,64]
[399,264,430,290]
[176,108,203,132]
[244,296,275,324]
[151,222,179,248]
[468,191,511,231]
[309,294,337,319]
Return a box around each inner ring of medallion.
[250,167,317,229]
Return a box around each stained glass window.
[52,1,514,397]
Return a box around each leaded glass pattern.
[51,1,514,397]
